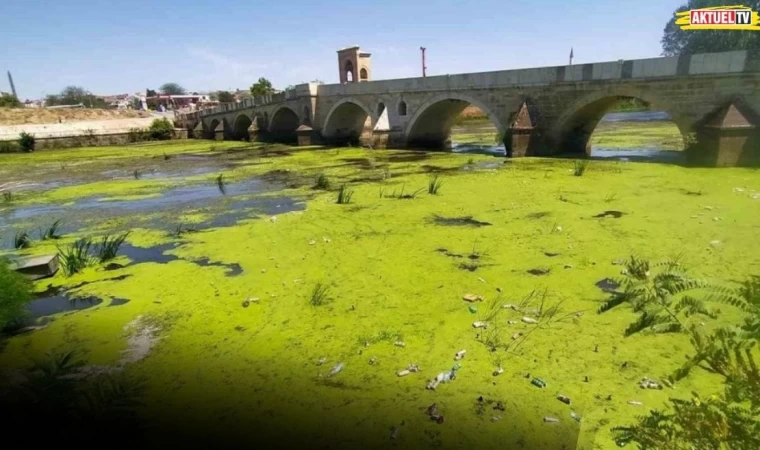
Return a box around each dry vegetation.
[0,108,150,126]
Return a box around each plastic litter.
[640,377,663,390]
[468,305,478,314]
[328,362,344,377]
[512,332,523,340]
[627,400,643,406]
[454,350,467,360]
[317,356,326,366]
[570,411,582,422]
[507,320,517,325]
[369,356,377,365]
[491,416,502,422]
[557,395,571,405]
[427,403,438,416]
[522,317,538,324]
[531,378,547,388]
[543,417,559,423]
[463,294,483,302]
[492,367,504,376]
[472,321,488,328]
[394,340,406,348]
[397,364,420,377]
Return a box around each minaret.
[569,47,574,66]
[7,71,18,98]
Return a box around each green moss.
[0,138,758,448]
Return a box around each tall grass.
[428,175,443,195]
[40,219,63,240]
[573,160,590,177]
[58,239,94,276]
[310,282,331,306]
[315,173,330,190]
[96,232,129,262]
[216,174,226,195]
[336,185,354,204]
[14,231,31,249]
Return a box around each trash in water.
[493,367,504,376]
[477,277,486,283]
[463,293,483,302]
[512,332,523,340]
[557,395,571,405]
[531,378,547,388]
[468,305,478,314]
[507,320,517,325]
[570,411,582,422]
[309,239,316,245]
[502,303,519,311]
[394,340,406,348]
[390,426,399,441]
[543,417,559,423]
[472,321,488,328]
[522,317,538,324]
[528,267,551,276]
[426,365,459,390]
[397,364,420,377]
[640,377,663,390]
[430,414,445,424]
[454,350,467,360]
[491,416,502,422]
[627,400,643,406]
[369,356,377,365]
[427,403,438,416]
[328,362,344,377]
[242,298,250,308]
[317,356,326,366]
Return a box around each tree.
[159,83,186,95]
[249,77,274,97]
[0,258,32,329]
[662,0,760,55]
[146,89,157,97]
[44,86,106,108]
[216,90,235,103]
[0,92,21,108]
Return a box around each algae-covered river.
[1,121,759,448]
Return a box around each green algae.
[0,139,759,448]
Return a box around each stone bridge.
[177,50,760,166]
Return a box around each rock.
[463,294,483,302]
[9,254,59,281]
[528,267,551,276]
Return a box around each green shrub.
[127,127,149,143]
[148,118,175,140]
[0,140,20,153]
[0,259,32,329]
[0,93,22,108]
[18,132,35,152]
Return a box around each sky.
[1,0,684,100]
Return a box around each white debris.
[454,350,467,360]
[522,317,539,324]
[472,321,488,328]
[627,400,643,406]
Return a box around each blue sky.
[1,0,683,99]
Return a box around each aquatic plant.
[40,219,63,240]
[18,131,35,152]
[381,184,424,199]
[96,232,130,262]
[58,238,94,276]
[0,258,32,330]
[2,191,12,203]
[573,159,589,176]
[428,175,443,195]
[336,184,353,204]
[216,174,226,195]
[314,173,330,190]
[14,231,31,249]
[133,169,141,179]
[309,282,331,306]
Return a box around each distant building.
[147,93,212,111]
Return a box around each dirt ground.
[0,108,150,126]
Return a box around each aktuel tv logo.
[675,4,760,30]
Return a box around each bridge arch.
[405,93,506,149]
[268,106,300,143]
[321,98,374,145]
[553,88,688,155]
[207,119,221,139]
[232,113,253,141]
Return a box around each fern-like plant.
[597,256,717,336]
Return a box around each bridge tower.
[337,46,371,83]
